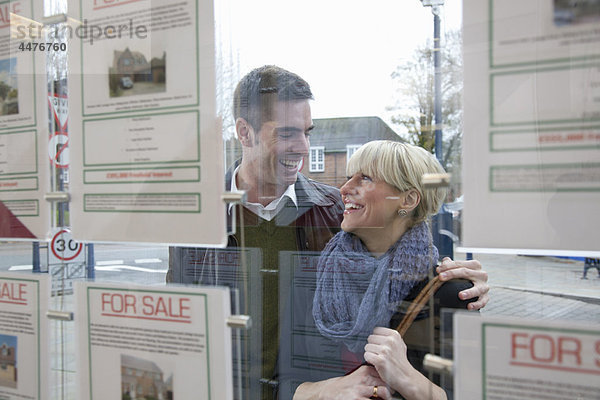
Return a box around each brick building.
[303,116,403,187]
[0,341,17,388]
[121,354,172,400]
[225,116,402,189]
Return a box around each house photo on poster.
[120,354,173,400]
[0,58,19,116]
[109,48,166,99]
[0,335,17,389]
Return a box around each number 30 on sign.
[50,229,83,262]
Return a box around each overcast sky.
[226,0,462,124]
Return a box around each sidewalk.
[457,251,600,324]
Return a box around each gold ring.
[372,385,378,398]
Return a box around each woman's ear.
[403,189,421,211]
[236,118,254,147]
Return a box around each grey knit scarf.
[312,222,438,353]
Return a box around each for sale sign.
[454,313,600,399]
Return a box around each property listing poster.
[0,272,49,400]
[67,0,227,245]
[169,247,264,399]
[0,0,50,240]
[168,246,264,399]
[75,282,233,400]
[461,0,600,255]
[278,251,347,398]
[454,313,600,399]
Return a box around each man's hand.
[436,257,489,310]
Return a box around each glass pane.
[1,0,598,399]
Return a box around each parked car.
[554,9,575,26]
[120,77,134,89]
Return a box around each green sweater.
[239,205,299,399]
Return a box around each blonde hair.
[346,140,447,224]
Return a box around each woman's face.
[340,172,403,239]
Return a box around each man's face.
[248,99,313,192]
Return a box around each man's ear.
[403,189,421,211]
[236,118,254,147]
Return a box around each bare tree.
[387,30,463,174]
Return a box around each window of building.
[309,146,324,172]
[346,144,362,164]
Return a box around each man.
[168,65,489,399]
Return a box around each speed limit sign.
[50,229,83,262]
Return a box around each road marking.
[96,260,124,266]
[9,265,33,271]
[94,265,167,273]
[134,258,162,264]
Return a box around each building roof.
[310,116,402,152]
[224,116,403,167]
[121,354,163,374]
[113,48,149,69]
[151,57,166,68]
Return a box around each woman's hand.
[364,327,415,394]
[436,257,489,310]
[293,364,393,400]
[364,327,447,400]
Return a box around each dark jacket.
[166,169,344,283]
[166,168,343,399]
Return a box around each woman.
[295,140,474,400]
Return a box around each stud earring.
[398,209,408,217]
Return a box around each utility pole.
[420,0,444,163]
[420,0,454,261]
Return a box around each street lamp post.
[420,0,444,164]
[420,0,454,261]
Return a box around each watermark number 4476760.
[18,42,67,52]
